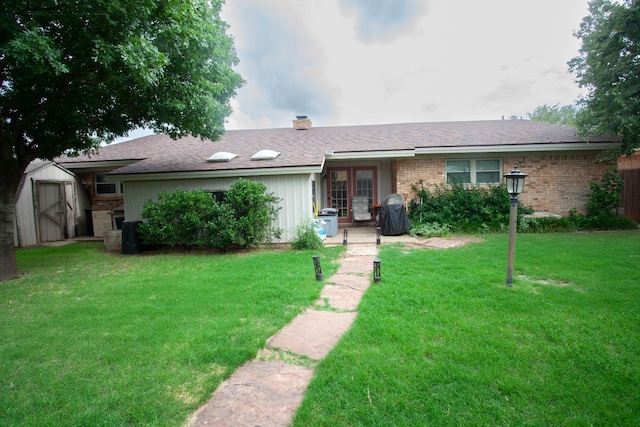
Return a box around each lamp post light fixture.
[343,228,348,246]
[313,255,323,281]
[373,258,381,283]
[376,226,381,245]
[503,166,528,287]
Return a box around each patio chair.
[351,196,372,223]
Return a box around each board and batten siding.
[14,162,89,247]
[122,174,316,243]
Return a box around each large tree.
[527,103,579,127]
[569,0,640,156]
[0,0,243,281]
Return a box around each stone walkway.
[186,243,379,427]
[185,227,477,427]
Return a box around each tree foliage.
[527,104,579,127]
[0,0,243,280]
[569,0,640,155]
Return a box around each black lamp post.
[373,258,381,283]
[503,166,527,287]
[343,228,348,246]
[376,226,381,245]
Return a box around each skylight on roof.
[207,151,237,162]
[251,149,280,160]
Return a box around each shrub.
[408,222,451,238]
[291,219,323,250]
[586,168,623,217]
[568,209,638,231]
[203,202,237,249]
[224,179,282,247]
[410,182,529,233]
[518,216,577,233]
[138,189,217,248]
[138,180,282,249]
[568,168,638,231]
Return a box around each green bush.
[410,182,529,233]
[568,209,638,231]
[586,168,623,217]
[568,168,638,231]
[408,222,451,238]
[518,216,577,233]
[138,189,217,248]
[409,169,638,234]
[139,180,282,249]
[202,202,237,249]
[223,179,282,247]
[291,219,323,250]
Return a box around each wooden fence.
[620,169,640,221]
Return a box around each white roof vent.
[251,149,280,161]
[207,151,238,162]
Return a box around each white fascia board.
[56,160,139,169]
[415,142,619,155]
[108,165,323,182]
[325,150,415,160]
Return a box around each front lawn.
[1,243,343,426]
[293,232,640,426]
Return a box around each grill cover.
[380,194,411,236]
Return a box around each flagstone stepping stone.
[187,359,313,427]
[267,309,357,360]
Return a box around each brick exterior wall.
[395,158,444,203]
[395,153,615,216]
[77,171,124,211]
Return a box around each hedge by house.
[138,180,281,250]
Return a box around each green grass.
[293,232,640,426]
[0,242,343,426]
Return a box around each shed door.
[35,181,65,243]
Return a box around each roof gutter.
[415,142,620,155]
[324,150,415,160]
[108,165,323,181]
[56,159,140,169]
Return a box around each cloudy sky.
[219,0,591,131]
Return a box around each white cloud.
[222,0,591,129]
[338,0,428,42]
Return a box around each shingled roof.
[56,120,617,176]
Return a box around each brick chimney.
[293,115,312,130]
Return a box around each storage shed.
[14,161,90,247]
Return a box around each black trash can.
[121,221,143,254]
[84,208,93,236]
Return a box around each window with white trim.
[95,173,124,195]
[445,159,501,184]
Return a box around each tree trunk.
[0,184,18,281]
